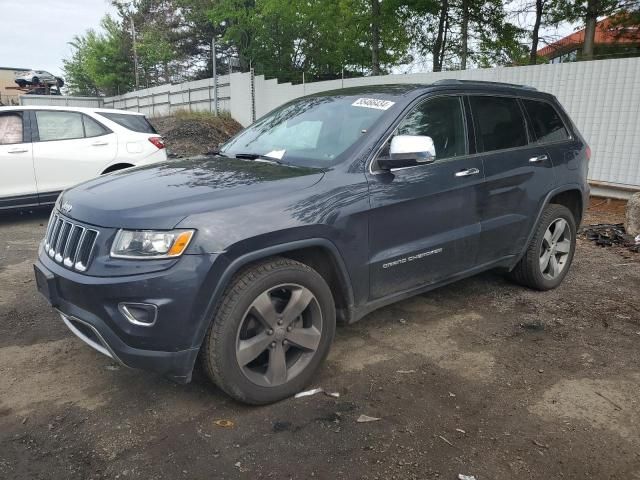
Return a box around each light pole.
[130,15,139,90]
[212,37,218,115]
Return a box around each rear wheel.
[31,76,40,86]
[201,258,336,404]
[509,204,576,290]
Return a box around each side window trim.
[28,111,39,142]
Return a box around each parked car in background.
[0,106,166,210]
[33,81,589,405]
[15,70,64,88]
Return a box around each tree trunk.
[433,0,448,72]
[582,0,598,60]
[529,0,543,65]
[371,0,381,75]
[460,0,469,69]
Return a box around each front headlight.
[110,229,195,259]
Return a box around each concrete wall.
[18,58,640,191]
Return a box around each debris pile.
[580,223,640,252]
[150,112,242,157]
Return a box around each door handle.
[529,154,549,163]
[8,148,29,154]
[91,141,109,146]
[455,167,480,177]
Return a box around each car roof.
[0,105,145,116]
[307,79,551,102]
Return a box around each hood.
[60,157,324,229]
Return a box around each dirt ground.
[1,201,639,480]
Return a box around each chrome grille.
[44,211,99,272]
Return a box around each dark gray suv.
[34,80,590,404]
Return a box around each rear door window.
[522,99,570,143]
[97,112,157,133]
[0,112,24,144]
[36,111,84,141]
[469,96,528,152]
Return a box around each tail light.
[148,136,165,149]
[586,145,591,161]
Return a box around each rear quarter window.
[98,112,157,134]
[522,99,570,143]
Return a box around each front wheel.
[508,204,576,290]
[201,257,336,404]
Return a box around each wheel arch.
[548,189,583,226]
[511,184,586,269]
[102,163,135,174]
[192,238,355,352]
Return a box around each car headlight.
[110,229,195,259]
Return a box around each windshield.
[221,95,394,167]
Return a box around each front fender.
[186,237,354,350]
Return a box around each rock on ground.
[625,192,640,237]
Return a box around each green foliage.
[63,15,134,96]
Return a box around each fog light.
[118,303,158,327]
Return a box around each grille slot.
[43,211,99,272]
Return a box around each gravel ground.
[0,203,639,480]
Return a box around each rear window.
[98,112,157,134]
[469,96,528,153]
[522,99,570,143]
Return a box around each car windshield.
[220,95,394,168]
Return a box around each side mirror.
[378,135,436,170]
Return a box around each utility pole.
[130,16,139,90]
[212,37,218,114]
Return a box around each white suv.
[0,106,167,210]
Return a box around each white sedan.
[0,106,167,211]
[15,70,64,88]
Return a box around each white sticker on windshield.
[352,98,395,110]
[265,149,286,160]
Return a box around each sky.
[0,0,115,76]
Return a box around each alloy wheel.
[235,284,323,387]
[539,218,572,280]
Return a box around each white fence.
[20,57,640,193]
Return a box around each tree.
[63,15,135,96]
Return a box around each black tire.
[31,76,40,86]
[509,204,576,291]
[201,257,336,404]
[56,77,64,88]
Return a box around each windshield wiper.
[205,149,229,157]
[233,153,289,166]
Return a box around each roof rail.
[432,79,537,91]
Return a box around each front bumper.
[34,250,221,383]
